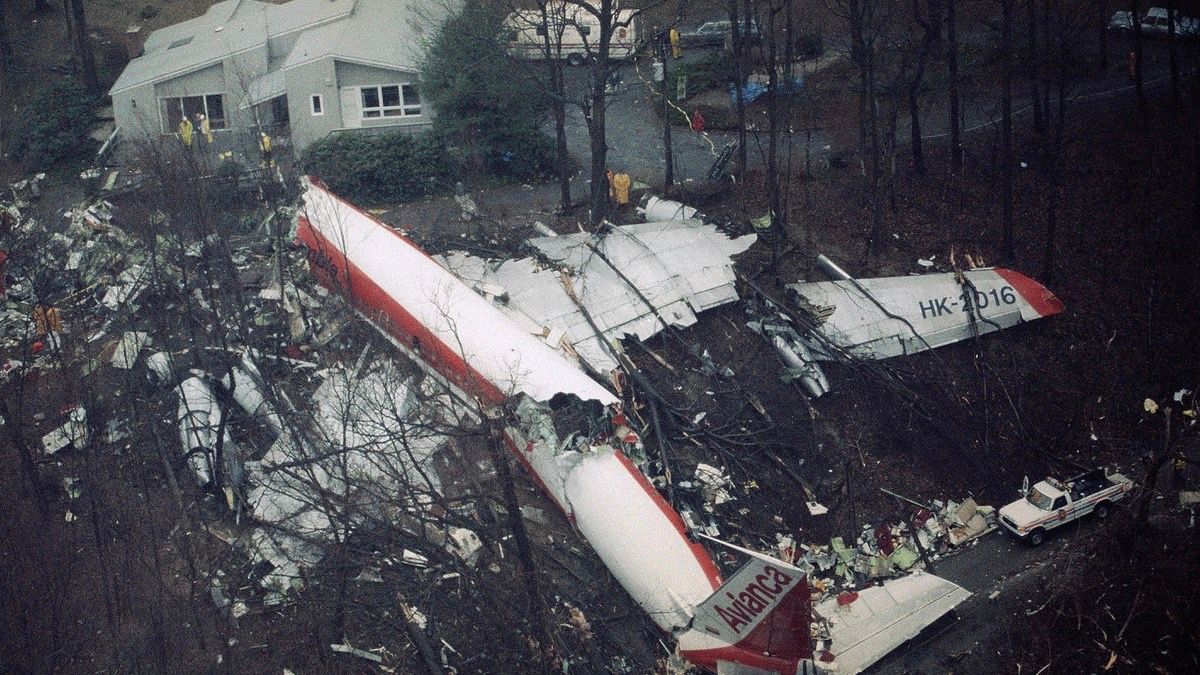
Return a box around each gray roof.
[283,0,449,73]
[111,0,357,94]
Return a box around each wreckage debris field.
[2,65,1199,675]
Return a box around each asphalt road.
[872,513,1115,673]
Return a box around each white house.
[109,0,451,151]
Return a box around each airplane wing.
[441,221,755,374]
[789,268,1064,362]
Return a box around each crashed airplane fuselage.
[296,178,821,672]
[295,179,973,674]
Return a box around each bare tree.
[0,0,13,67]
[908,0,939,174]
[1165,0,1179,105]
[728,0,753,179]
[1129,0,1145,110]
[1002,0,1016,262]
[64,0,98,92]
[946,0,962,170]
[1028,0,1045,134]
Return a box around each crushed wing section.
[441,220,755,373]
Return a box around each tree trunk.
[553,91,571,211]
[1028,0,1044,135]
[1130,0,1145,110]
[910,0,935,175]
[946,0,962,170]
[1131,410,1175,548]
[0,396,44,497]
[766,2,781,253]
[1193,102,1200,231]
[0,0,13,65]
[585,0,614,226]
[729,1,749,179]
[1166,0,1179,105]
[66,0,98,92]
[661,38,674,190]
[484,414,554,661]
[538,4,572,212]
[1002,0,1015,261]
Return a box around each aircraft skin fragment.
[789,268,1064,361]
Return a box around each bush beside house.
[301,4,561,206]
[301,132,455,205]
[9,78,97,169]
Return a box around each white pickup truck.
[999,468,1133,545]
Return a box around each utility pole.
[659,34,674,190]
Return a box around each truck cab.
[999,469,1132,545]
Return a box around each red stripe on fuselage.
[297,216,568,509]
[613,451,723,591]
[995,268,1065,318]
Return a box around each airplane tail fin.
[680,553,817,674]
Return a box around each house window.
[311,94,324,116]
[359,84,421,119]
[159,94,227,133]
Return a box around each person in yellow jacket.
[669,27,681,58]
[259,132,274,169]
[198,113,213,144]
[611,172,631,205]
[178,117,194,147]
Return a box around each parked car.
[680,19,759,47]
[1108,10,1135,31]
[999,468,1132,546]
[1140,7,1200,37]
[1108,8,1199,36]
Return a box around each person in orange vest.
[1128,50,1137,80]
[690,109,706,132]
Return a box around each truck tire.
[566,53,585,66]
[1028,529,1046,547]
[1095,502,1110,520]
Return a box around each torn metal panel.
[747,310,830,397]
[176,376,235,486]
[442,220,755,373]
[219,353,285,436]
[788,268,1064,362]
[813,572,971,674]
[243,360,454,590]
[111,331,151,369]
[639,195,700,222]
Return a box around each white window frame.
[157,93,228,134]
[310,94,324,116]
[358,84,421,119]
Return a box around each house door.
[270,96,290,131]
[340,87,361,128]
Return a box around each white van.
[505,5,643,65]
